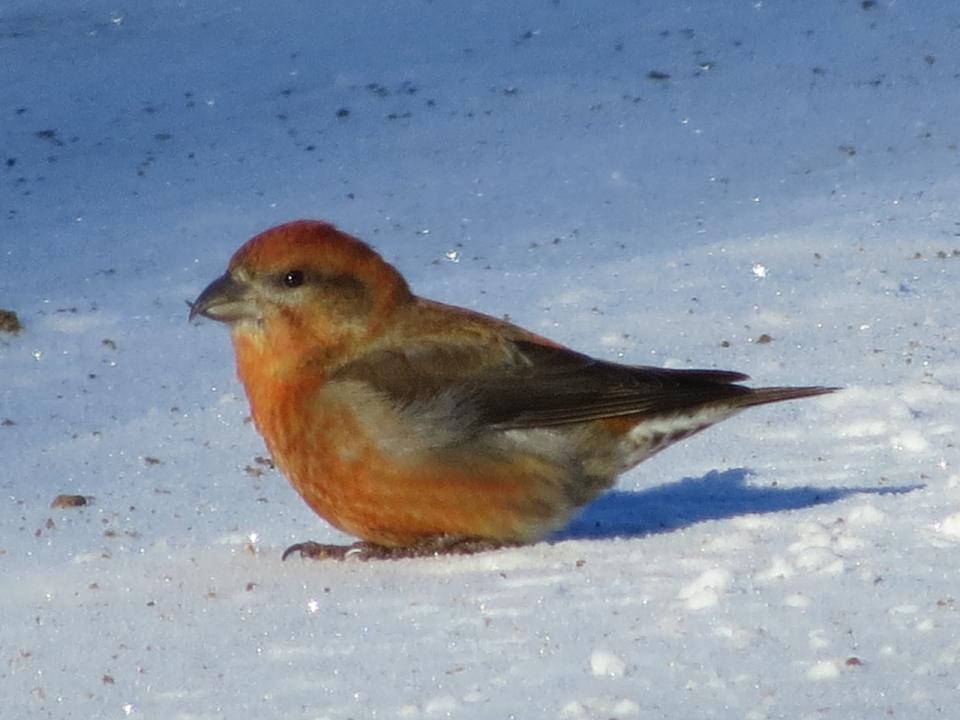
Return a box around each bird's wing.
[329,337,760,432]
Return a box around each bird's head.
[190,220,413,369]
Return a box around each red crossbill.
[190,220,834,559]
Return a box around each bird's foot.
[281,541,369,561]
[422,536,517,556]
[281,536,516,561]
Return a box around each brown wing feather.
[330,337,836,434]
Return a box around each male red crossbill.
[190,220,834,559]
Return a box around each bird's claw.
[281,541,361,561]
[281,537,513,562]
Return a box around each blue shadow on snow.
[556,468,923,541]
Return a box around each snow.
[2,1,960,718]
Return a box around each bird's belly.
[265,406,575,547]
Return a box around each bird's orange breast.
[233,340,573,546]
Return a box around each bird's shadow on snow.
[557,468,923,541]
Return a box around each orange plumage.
[190,220,834,558]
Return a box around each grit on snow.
[2,1,960,718]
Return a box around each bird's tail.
[739,385,839,409]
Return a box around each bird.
[190,220,835,560]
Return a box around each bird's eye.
[282,270,305,288]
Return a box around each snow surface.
[2,1,960,718]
